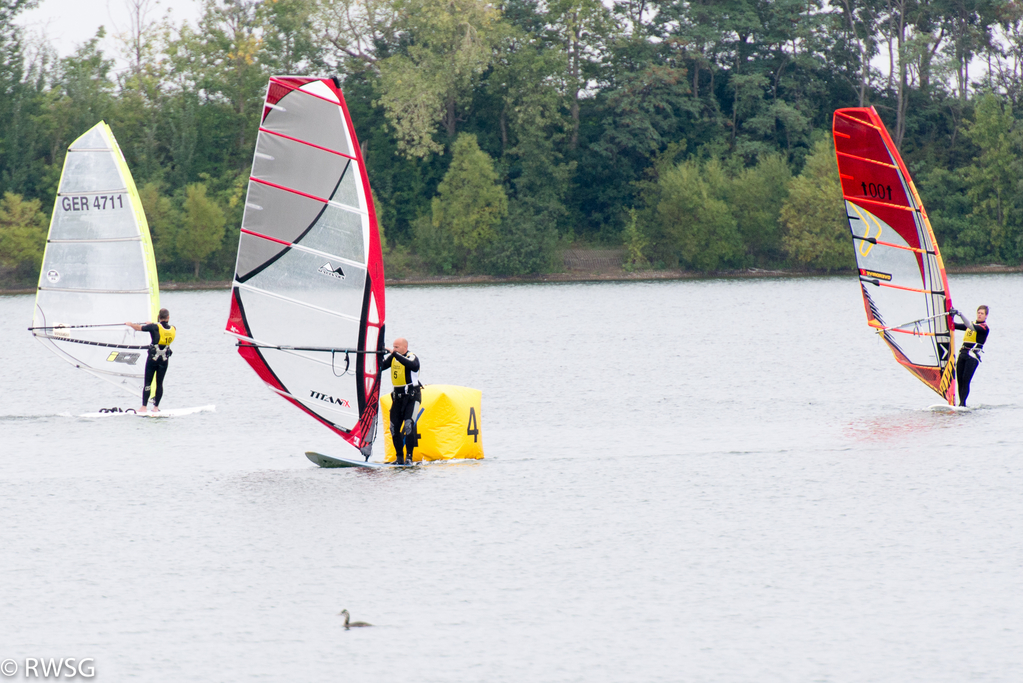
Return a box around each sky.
[16,0,202,64]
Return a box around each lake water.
[1,275,1021,682]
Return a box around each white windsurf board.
[926,404,971,413]
[79,404,216,418]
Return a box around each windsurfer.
[381,338,421,465]
[126,309,176,413]
[950,305,989,407]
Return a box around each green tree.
[917,165,976,262]
[411,212,458,273]
[622,208,648,269]
[582,62,699,237]
[779,138,850,271]
[166,0,269,177]
[483,33,572,274]
[177,183,226,278]
[139,182,179,267]
[110,0,175,185]
[376,0,505,158]
[962,93,1023,261]
[543,0,618,149]
[422,133,507,271]
[257,0,323,73]
[728,153,791,266]
[0,191,47,284]
[642,158,742,271]
[0,0,47,199]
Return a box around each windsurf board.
[305,451,417,469]
[926,404,971,413]
[80,405,216,418]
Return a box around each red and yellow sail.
[832,107,955,404]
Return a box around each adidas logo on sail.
[318,262,345,280]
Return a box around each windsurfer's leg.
[958,355,978,406]
[141,360,157,411]
[955,354,966,404]
[390,397,406,463]
[396,396,417,462]
[402,399,418,461]
[152,361,168,408]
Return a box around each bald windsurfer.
[381,338,421,465]
[950,305,989,407]
[126,308,176,413]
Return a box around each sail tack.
[832,107,956,404]
[226,77,386,456]
[30,121,160,396]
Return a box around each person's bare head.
[976,305,988,323]
[392,338,408,355]
[158,308,170,322]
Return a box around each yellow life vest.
[390,353,414,386]
[962,326,977,345]
[158,324,176,346]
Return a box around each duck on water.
[339,609,372,629]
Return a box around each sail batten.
[48,237,143,244]
[228,76,385,456]
[243,180,369,216]
[257,127,359,160]
[836,152,899,170]
[234,284,365,322]
[239,231,368,267]
[833,107,956,404]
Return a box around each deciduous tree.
[427,133,507,267]
[177,183,226,278]
[780,138,850,270]
[0,191,47,283]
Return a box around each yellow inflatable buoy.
[380,385,484,462]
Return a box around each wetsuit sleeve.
[379,352,393,370]
[391,352,420,372]
[953,311,976,331]
[140,323,160,345]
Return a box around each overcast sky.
[16,0,202,64]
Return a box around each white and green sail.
[30,121,160,396]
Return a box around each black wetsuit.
[953,320,989,406]
[382,351,421,464]
[141,322,173,408]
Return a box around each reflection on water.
[844,410,958,443]
[1,275,1022,682]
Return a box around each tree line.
[2,0,1023,286]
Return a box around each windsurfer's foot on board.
[127,308,177,413]
[381,337,422,465]
[951,305,990,407]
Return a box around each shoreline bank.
[2,263,1019,296]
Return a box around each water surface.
[1,275,1021,681]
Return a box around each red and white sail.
[226,77,386,455]
[833,107,955,404]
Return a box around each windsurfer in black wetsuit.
[950,305,989,407]
[380,338,421,465]
[126,308,176,413]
